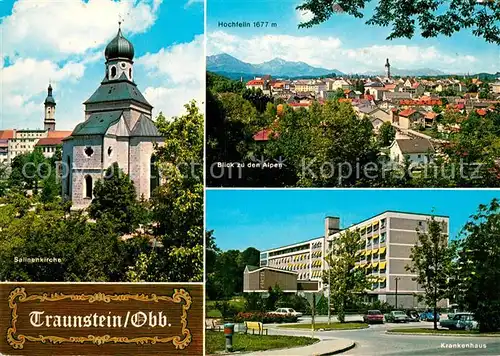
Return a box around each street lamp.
[394,277,401,309]
[328,249,332,325]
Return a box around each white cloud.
[296,9,314,24]
[207,31,489,73]
[0,0,169,129]
[137,35,204,118]
[1,0,163,61]
[185,0,203,7]
[208,31,343,66]
[0,58,86,128]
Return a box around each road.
[268,316,500,355]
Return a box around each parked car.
[440,312,478,330]
[363,310,384,324]
[420,310,441,322]
[406,310,420,322]
[273,308,303,317]
[385,310,410,323]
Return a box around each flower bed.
[234,312,298,324]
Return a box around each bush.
[315,295,329,315]
[234,312,298,324]
[360,300,394,314]
[277,294,311,314]
[244,292,265,312]
[215,301,240,320]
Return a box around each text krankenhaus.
[29,311,171,328]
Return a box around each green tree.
[377,121,396,147]
[40,169,60,203]
[88,162,146,235]
[148,101,204,282]
[333,87,345,100]
[210,250,243,300]
[0,197,128,281]
[452,199,500,332]
[406,216,455,330]
[324,229,372,323]
[9,149,48,192]
[237,247,261,270]
[297,0,499,44]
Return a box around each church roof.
[83,80,152,108]
[71,111,123,136]
[105,27,134,61]
[130,114,162,137]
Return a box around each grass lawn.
[278,322,368,331]
[205,331,318,354]
[387,328,500,336]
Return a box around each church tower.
[104,21,134,83]
[385,58,391,79]
[44,84,56,131]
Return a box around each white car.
[273,308,303,317]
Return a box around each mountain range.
[207,53,496,78]
[207,53,343,78]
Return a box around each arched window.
[85,175,93,198]
[150,155,160,195]
[110,66,117,78]
[129,68,132,79]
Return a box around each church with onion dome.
[62,24,163,209]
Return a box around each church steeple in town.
[385,58,391,79]
[44,83,56,131]
[103,22,135,82]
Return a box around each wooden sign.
[0,283,203,355]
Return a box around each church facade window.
[84,146,94,157]
[150,154,160,194]
[84,175,93,198]
[110,66,117,78]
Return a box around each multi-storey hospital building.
[244,211,449,308]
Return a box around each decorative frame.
[7,287,192,350]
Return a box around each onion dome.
[44,84,56,105]
[104,24,134,61]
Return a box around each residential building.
[491,81,500,94]
[393,108,424,130]
[389,138,435,164]
[244,212,450,308]
[8,129,48,162]
[0,130,14,164]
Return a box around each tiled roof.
[476,109,487,116]
[253,128,275,141]
[130,114,162,137]
[0,130,14,140]
[247,80,264,85]
[398,108,417,117]
[396,138,434,154]
[71,111,123,136]
[47,130,72,138]
[424,112,438,119]
[84,80,152,108]
[399,99,442,106]
[35,137,65,146]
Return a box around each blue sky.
[0,0,204,131]
[207,0,499,74]
[206,189,500,251]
